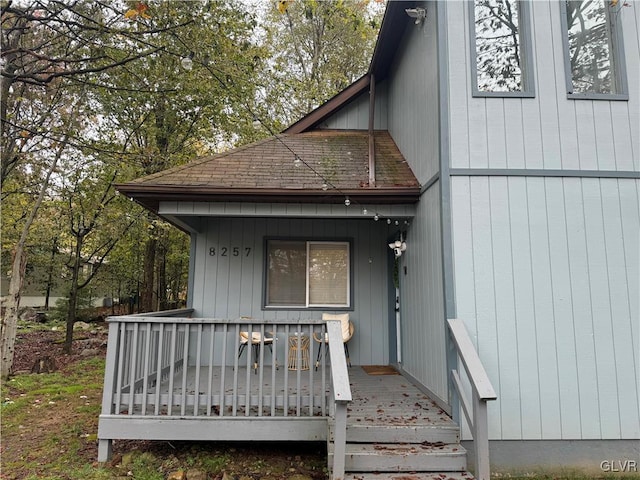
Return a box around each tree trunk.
[0,139,64,378]
[64,235,84,354]
[1,248,27,378]
[140,237,156,313]
[44,237,58,310]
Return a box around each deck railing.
[447,318,497,480]
[326,319,352,480]
[98,313,345,462]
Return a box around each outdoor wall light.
[405,7,426,24]
[388,234,407,258]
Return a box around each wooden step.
[343,473,474,480]
[330,423,460,444]
[329,443,467,472]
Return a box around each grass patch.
[492,469,640,480]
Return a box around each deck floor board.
[117,364,455,427]
[347,367,455,427]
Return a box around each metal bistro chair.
[238,331,276,374]
[313,313,354,370]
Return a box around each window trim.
[559,0,629,101]
[262,237,354,311]
[469,0,536,98]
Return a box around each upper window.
[265,240,350,308]
[561,0,628,99]
[471,0,535,97]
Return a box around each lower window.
[265,240,350,308]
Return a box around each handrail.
[110,315,326,325]
[447,318,497,480]
[128,308,195,318]
[326,319,352,480]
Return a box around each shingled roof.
[117,130,420,211]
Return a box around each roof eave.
[369,1,411,80]
[116,184,421,212]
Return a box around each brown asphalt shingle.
[125,130,419,192]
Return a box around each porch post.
[332,401,348,480]
[98,320,121,462]
[473,394,490,480]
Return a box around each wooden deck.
[105,360,455,427]
[112,363,454,427]
[347,367,455,429]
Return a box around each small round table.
[287,335,310,371]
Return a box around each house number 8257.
[209,247,252,257]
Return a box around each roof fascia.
[116,185,420,207]
[283,75,370,134]
[368,1,411,80]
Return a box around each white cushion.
[322,313,350,341]
[240,332,273,344]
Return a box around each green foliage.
[130,453,165,480]
[195,451,231,473]
[49,293,93,323]
[262,0,383,125]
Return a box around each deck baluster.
[167,324,177,415]
[141,323,152,415]
[194,324,203,416]
[99,314,333,463]
[206,324,215,416]
[220,323,229,417]
[153,323,164,415]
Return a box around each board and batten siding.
[382,0,446,402]
[320,81,388,131]
[398,182,448,403]
[446,0,639,171]
[387,0,441,185]
[189,217,394,366]
[451,176,640,440]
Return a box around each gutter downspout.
[368,74,376,187]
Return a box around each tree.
[92,0,266,312]
[58,163,135,352]
[0,0,191,377]
[260,0,382,126]
[1,0,383,376]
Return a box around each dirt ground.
[1,324,327,480]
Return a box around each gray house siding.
[444,0,640,442]
[385,1,448,405]
[451,176,640,440]
[388,1,441,186]
[320,82,388,130]
[189,216,396,366]
[447,0,639,171]
[398,183,448,404]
